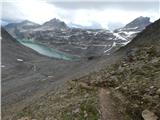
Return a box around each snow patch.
[1,65,5,68]
[86,31,92,34]
[113,33,126,41]
[121,40,131,46]
[123,31,139,36]
[25,22,36,26]
[48,75,53,78]
[94,32,99,36]
[124,27,138,30]
[104,42,116,53]
[92,44,107,47]
[112,42,116,47]
[74,46,87,50]
[17,59,23,62]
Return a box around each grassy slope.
[14,82,100,120]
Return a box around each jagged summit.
[42,18,68,29]
[122,18,160,48]
[20,20,39,26]
[43,18,62,24]
[124,16,151,29]
[5,20,39,28]
[113,16,152,45]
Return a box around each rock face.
[43,18,68,28]
[4,20,40,38]
[124,16,151,30]
[4,17,151,58]
[37,18,69,31]
[114,16,152,44]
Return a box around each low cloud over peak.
[1,0,159,29]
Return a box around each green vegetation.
[15,82,100,120]
[75,44,160,119]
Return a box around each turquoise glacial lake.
[18,40,78,61]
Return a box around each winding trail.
[99,88,122,120]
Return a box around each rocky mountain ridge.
[4,16,151,58]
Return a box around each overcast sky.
[1,0,160,29]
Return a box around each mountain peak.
[49,18,61,23]
[124,16,151,29]
[43,18,68,29]
[5,20,39,29]
[20,20,39,26]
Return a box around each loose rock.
[142,109,158,120]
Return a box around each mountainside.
[43,18,67,27]
[36,18,69,31]
[61,19,160,119]
[4,17,151,58]
[74,19,160,119]
[4,20,40,38]
[1,27,41,65]
[114,16,151,43]
[2,27,104,120]
[12,19,160,120]
[124,16,151,30]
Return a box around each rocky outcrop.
[124,16,151,30]
[42,18,68,30]
[114,16,152,45]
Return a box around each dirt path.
[99,88,122,120]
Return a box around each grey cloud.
[2,2,25,22]
[1,0,159,26]
[49,1,159,12]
